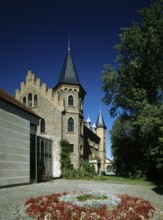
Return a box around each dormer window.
[28,93,32,107]
[68,95,74,106]
[68,117,74,132]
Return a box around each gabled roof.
[0,87,40,118]
[56,49,80,86]
[96,111,106,129]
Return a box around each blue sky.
[0,0,151,158]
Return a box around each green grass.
[63,174,154,185]
[62,168,162,186]
[87,175,154,186]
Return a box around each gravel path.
[0,179,162,220]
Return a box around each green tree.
[110,116,144,177]
[102,0,163,178]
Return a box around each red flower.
[24,192,156,220]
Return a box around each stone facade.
[96,126,106,173]
[15,48,107,177]
[16,71,63,177]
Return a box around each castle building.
[15,45,107,180]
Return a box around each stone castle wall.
[15,70,63,177]
[15,70,106,176]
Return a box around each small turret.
[86,116,91,128]
[96,111,106,174]
[92,123,96,133]
[96,110,106,129]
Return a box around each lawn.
[91,175,154,186]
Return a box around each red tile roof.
[0,87,40,118]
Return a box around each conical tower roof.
[96,111,106,129]
[56,49,80,86]
[86,116,91,123]
[54,45,86,96]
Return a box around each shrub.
[60,139,72,176]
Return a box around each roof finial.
[99,103,101,113]
[68,32,70,51]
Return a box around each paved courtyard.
[0,179,162,219]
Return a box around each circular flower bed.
[59,192,121,208]
[24,191,156,220]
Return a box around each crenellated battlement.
[15,70,55,104]
[41,83,47,93]
[26,70,35,83]
[35,78,41,88]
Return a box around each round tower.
[53,43,86,170]
[96,111,107,174]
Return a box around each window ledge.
[67,105,75,108]
[67,131,75,134]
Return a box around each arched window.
[28,93,32,107]
[40,119,45,133]
[80,145,83,154]
[68,117,74,132]
[80,99,83,110]
[68,95,74,106]
[34,94,38,106]
[23,97,26,106]
[80,120,83,135]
